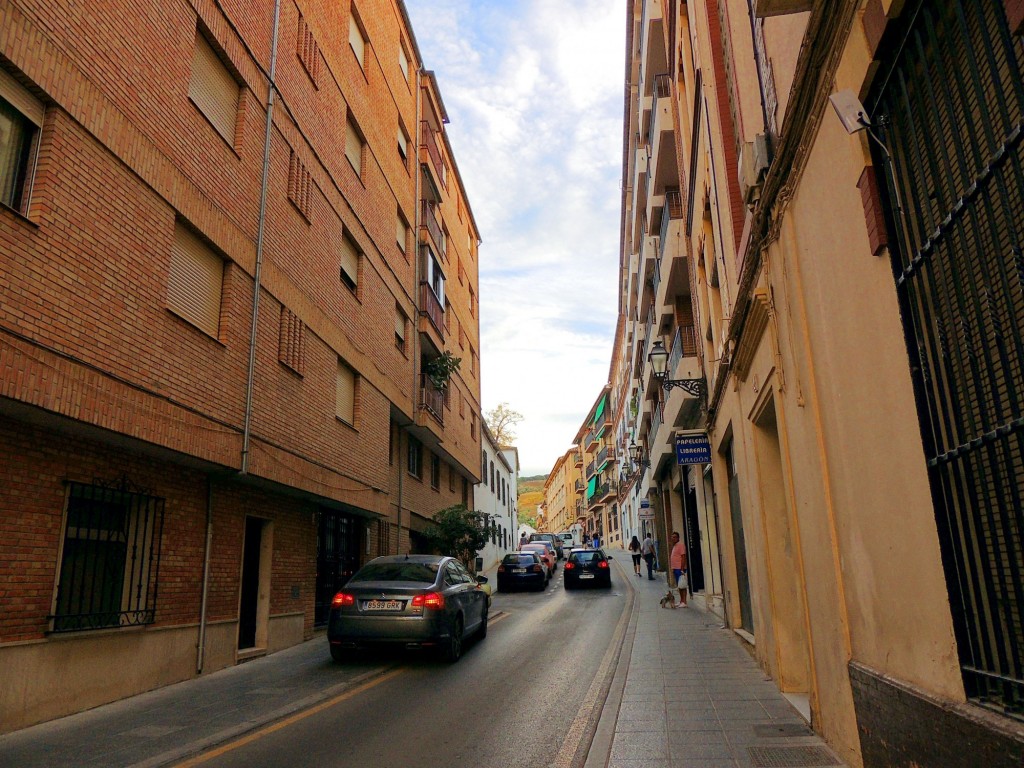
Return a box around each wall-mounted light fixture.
[648,340,708,399]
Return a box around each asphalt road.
[174,563,630,768]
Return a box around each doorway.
[238,517,272,651]
[725,441,755,634]
[681,467,705,593]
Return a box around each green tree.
[484,402,523,447]
[425,504,487,569]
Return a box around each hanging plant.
[425,351,462,390]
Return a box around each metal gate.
[314,510,360,627]
[869,0,1024,715]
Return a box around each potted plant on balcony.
[425,351,462,391]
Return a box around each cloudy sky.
[404,0,626,477]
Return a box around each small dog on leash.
[659,591,677,609]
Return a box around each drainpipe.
[196,478,214,673]
[241,0,283,474]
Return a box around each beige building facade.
[613,0,1024,766]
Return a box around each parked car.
[558,530,580,551]
[496,552,547,592]
[564,548,613,589]
[327,554,488,663]
[529,532,563,560]
[519,541,556,576]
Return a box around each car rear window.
[350,562,439,583]
[503,554,538,565]
[570,551,602,564]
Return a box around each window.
[395,304,407,353]
[278,305,305,374]
[462,477,469,506]
[349,12,366,69]
[439,225,448,259]
[471,410,477,438]
[449,465,456,492]
[389,420,395,466]
[340,230,360,292]
[397,124,410,165]
[431,454,441,490]
[490,460,495,490]
[408,435,422,478]
[441,158,449,188]
[457,256,464,285]
[396,212,409,256]
[398,42,410,82]
[188,29,239,144]
[469,285,476,317]
[470,346,476,375]
[0,69,42,215]
[424,250,445,304]
[296,13,320,85]
[168,223,224,337]
[52,482,164,632]
[345,116,363,177]
[336,359,356,424]
[444,299,451,331]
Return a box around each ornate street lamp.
[628,439,649,470]
[647,339,707,399]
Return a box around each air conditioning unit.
[738,133,771,205]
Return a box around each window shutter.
[188,32,239,143]
[345,119,362,174]
[395,306,405,341]
[396,216,407,251]
[340,233,359,288]
[168,224,223,336]
[336,360,355,423]
[398,44,409,80]
[349,15,365,67]
[0,68,43,127]
[397,127,408,160]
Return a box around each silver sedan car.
[327,554,489,662]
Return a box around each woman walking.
[628,535,642,577]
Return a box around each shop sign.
[675,433,711,464]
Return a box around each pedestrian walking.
[628,535,642,577]
[519,531,529,549]
[592,532,600,549]
[669,531,688,607]
[641,533,656,580]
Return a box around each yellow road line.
[172,667,405,767]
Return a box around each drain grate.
[748,745,841,767]
[753,723,814,738]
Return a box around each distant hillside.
[517,474,547,524]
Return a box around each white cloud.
[405,0,626,475]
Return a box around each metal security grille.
[869,0,1024,715]
[52,481,164,632]
[314,510,360,627]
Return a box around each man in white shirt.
[641,534,656,580]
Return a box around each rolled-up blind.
[188,32,238,143]
[336,360,355,423]
[168,224,223,337]
[340,233,359,288]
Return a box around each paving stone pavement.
[595,554,848,768]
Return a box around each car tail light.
[564,562,575,570]
[533,564,544,573]
[331,591,354,607]
[411,592,445,609]
[497,565,506,573]
[598,560,609,569]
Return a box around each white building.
[474,424,518,573]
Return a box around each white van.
[558,526,582,551]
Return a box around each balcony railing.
[668,324,698,373]
[419,373,444,425]
[575,479,585,493]
[586,459,597,479]
[421,200,442,253]
[420,121,443,180]
[596,444,614,469]
[659,188,683,260]
[419,282,444,337]
[573,451,583,467]
[584,427,598,448]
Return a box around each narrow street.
[0,565,630,768]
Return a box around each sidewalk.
[588,550,847,768]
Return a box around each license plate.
[580,574,595,579]
[512,568,527,573]
[363,599,403,611]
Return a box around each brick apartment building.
[0,0,482,730]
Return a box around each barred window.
[52,482,164,632]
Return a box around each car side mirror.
[607,555,614,560]
[476,575,488,584]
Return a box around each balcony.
[586,459,597,479]
[584,427,598,450]
[594,480,618,504]
[575,479,585,493]
[420,200,442,253]
[573,451,583,467]
[419,281,445,339]
[419,373,444,426]
[664,324,704,430]
[420,121,443,183]
[596,444,615,471]
[659,188,684,260]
